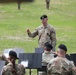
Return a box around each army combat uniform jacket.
[1,63,25,75]
[47,56,76,75]
[0,55,10,65]
[42,51,54,64]
[27,24,56,50]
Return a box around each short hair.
[58,44,67,52]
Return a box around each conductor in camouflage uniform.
[1,51,25,75]
[26,15,56,51]
[47,44,76,75]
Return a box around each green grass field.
[0,0,76,53]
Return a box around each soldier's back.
[16,64,25,75]
[2,63,14,75]
[42,51,54,63]
[47,57,71,75]
[2,63,25,75]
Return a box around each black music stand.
[3,48,24,58]
[19,53,42,75]
[35,47,44,53]
[0,61,5,75]
[70,53,76,66]
[65,54,71,60]
[35,48,47,75]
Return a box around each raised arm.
[26,28,38,38]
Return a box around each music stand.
[35,48,47,75]
[35,47,44,53]
[70,53,76,66]
[0,61,5,75]
[3,48,24,58]
[65,54,71,60]
[19,53,42,75]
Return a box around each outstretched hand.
[26,29,30,33]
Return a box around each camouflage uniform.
[28,24,56,51]
[0,55,10,65]
[45,0,50,9]
[37,51,54,75]
[1,62,25,75]
[47,56,76,75]
[42,51,54,63]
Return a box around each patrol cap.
[58,44,67,52]
[40,15,48,20]
[9,50,18,59]
[45,42,53,50]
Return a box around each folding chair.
[0,60,5,75]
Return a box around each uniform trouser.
[45,0,50,9]
[38,71,47,75]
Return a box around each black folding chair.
[0,60,5,75]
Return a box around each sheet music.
[21,60,28,67]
